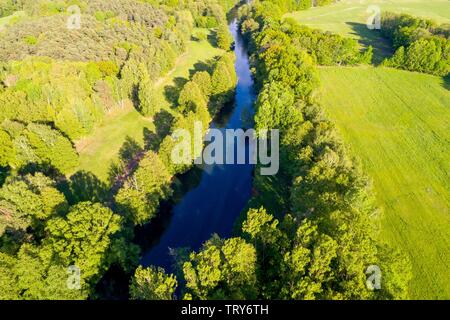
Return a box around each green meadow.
[318,66,450,299]
[73,31,224,181]
[285,0,450,62]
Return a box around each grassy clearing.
[72,104,154,182]
[73,32,224,181]
[317,66,450,299]
[284,0,450,62]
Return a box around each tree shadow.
[143,110,175,151]
[346,22,393,65]
[119,136,143,164]
[130,84,140,110]
[107,136,144,186]
[164,77,188,107]
[94,263,132,300]
[143,128,160,152]
[0,227,28,254]
[208,88,236,119]
[442,74,450,91]
[66,171,109,205]
[207,31,218,48]
[17,161,65,179]
[189,61,212,78]
[0,166,10,188]
[154,110,175,138]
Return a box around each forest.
[0,0,449,301]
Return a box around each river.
[140,19,256,272]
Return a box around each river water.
[140,19,256,271]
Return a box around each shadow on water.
[346,22,393,65]
[133,165,204,252]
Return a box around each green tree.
[0,244,88,300]
[115,151,172,225]
[0,129,15,167]
[210,54,237,110]
[216,25,233,51]
[44,202,122,282]
[192,71,212,97]
[183,235,257,299]
[0,173,68,236]
[22,123,79,172]
[130,265,178,300]
[178,81,208,114]
[139,79,163,117]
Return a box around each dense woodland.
[0,0,437,300]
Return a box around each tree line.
[381,12,450,76]
[115,52,238,227]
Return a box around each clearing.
[72,30,224,181]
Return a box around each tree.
[210,54,237,110]
[216,25,233,51]
[183,235,257,299]
[254,81,303,133]
[374,245,412,300]
[192,71,212,97]
[0,129,15,167]
[130,266,177,300]
[44,202,122,282]
[139,79,163,117]
[178,81,208,114]
[0,244,88,300]
[115,151,172,225]
[115,187,159,226]
[0,173,68,236]
[22,123,79,173]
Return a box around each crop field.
[73,32,224,181]
[285,0,450,62]
[318,66,450,299]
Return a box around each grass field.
[285,0,450,62]
[317,66,450,299]
[72,31,224,181]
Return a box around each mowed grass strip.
[318,66,450,299]
[73,33,224,181]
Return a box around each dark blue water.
[140,20,256,271]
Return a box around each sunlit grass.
[72,31,225,182]
[318,66,450,299]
